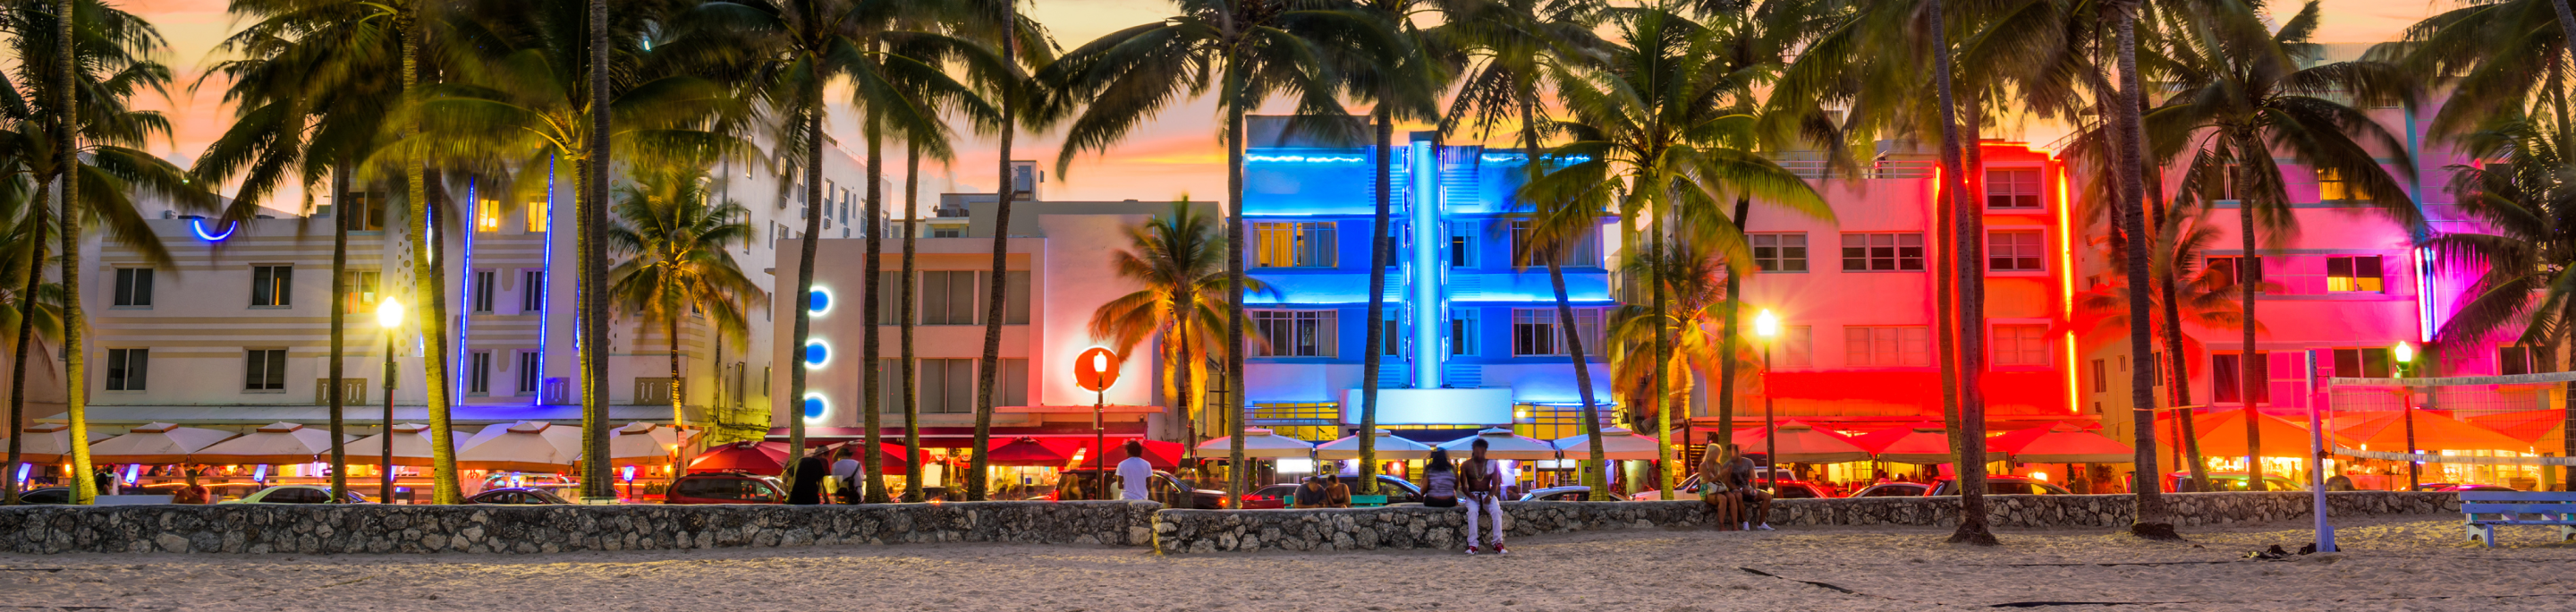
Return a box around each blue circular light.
[802,394,826,421]
[807,288,831,315]
[804,340,828,369]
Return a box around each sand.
[4,516,2574,611]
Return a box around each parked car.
[1053,469,1228,508]
[466,487,572,505]
[1241,475,1424,509]
[1628,472,1832,500]
[14,487,70,504]
[221,485,373,504]
[1928,477,2072,496]
[663,472,788,505]
[1847,482,1933,497]
[1518,486,1606,502]
[2164,472,2301,492]
[480,473,578,492]
[2418,483,2518,493]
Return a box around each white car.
[220,485,372,505]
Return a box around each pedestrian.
[1461,438,1506,555]
[831,445,863,503]
[94,469,117,496]
[1699,443,1741,531]
[1116,439,1155,502]
[1421,448,1459,508]
[170,466,209,505]
[787,450,829,505]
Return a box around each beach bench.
[2460,491,2576,548]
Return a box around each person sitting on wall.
[1732,453,1775,531]
[1699,444,1741,531]
[1325,474,1352,508]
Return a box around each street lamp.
[1753,310,1780,492]
[2394,341,2419,490]
[376,298,404,503]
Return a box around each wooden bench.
[2461,491,2576,548]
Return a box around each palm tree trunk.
[1704,197,1750,497]
[1927,0,1994,545]
[2111,1,2178,537]
[1224,59,1250,509]
[55,0,94,506]
[1548,259,1607,495]
[969,0,1019,502]
[3,180,49,506]
[1173,286,1196,471]
[1648,211,1667,502]
[424,171,461,503]
[2235,144,2263,492]
[329,163,352,501]
[2149,143,2207,492]
[578,0,614,501]
[1357,106,1393,496]
[902,140,922,501]
[786,89,826,480]
[861,93,889,504]
[667,317,683,489]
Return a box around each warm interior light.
[1753,310,1780,338]
[376,297,405,328]
[2392,341,2414,365]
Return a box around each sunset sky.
[122,0,2458,211]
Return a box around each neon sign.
[191,218,239,242]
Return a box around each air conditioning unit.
[542,378,572,404]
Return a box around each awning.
[774,423,1147,447]
[89,423,239,464]
[46,404,702,426]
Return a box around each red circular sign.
[1075,347,1122,392]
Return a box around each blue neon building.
[1238,116,1614,442]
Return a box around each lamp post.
[1754,310,1780,492]
[377,298,404,503]
[2394,341,2418,490]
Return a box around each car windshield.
[1860,485,1924,497]
[676,478,777,502]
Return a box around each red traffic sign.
[1075,347,1122,393]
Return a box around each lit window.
[1253,222,1338,268]
[477,201,501,232]
[1987,230,2046,271]
[1985,168,2042,208]
[525,201,548,233]
[2317,167,2371,201]
[2326,255,2382,293]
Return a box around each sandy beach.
[4,516,2572,611]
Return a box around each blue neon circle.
[808,288,831,315]
[803,395,826,420]
[191,218,239,242]
[804,340,828,368]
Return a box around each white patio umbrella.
[1549,427,1663,460]
[190,422,351,464]
[457,421,584,472]
[1192,427,1315,459]
[1436,428,1559,460]
[601,422,681,467]
[89,423,239,464]
[1315,429,1435,461]
[345,423,445,466]
[5,423,97,463]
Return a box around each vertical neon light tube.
[2414,247,2435,343]
[459,177,477,405]
[2057,166,2080,413]
[1410,139,1441,388]
[534,157,555,405]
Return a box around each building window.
[1251,310,1338,357]
[471,270,496,313]
[634,378,675,405]
[250,266,293,307]
[521,270,546,312]
[921,358,976,413]
[1750,234,1808,272]
[921,271,982,325]
[1840,234,1924,271]
[2211,353,2270,404]
[930,225,964,238]
[2205,256,2255,289]
[341,192,385,232]
[1508,219,1602,268]
[467,352,492,395]
[343,271,381,314]
[113,268,153,307]
[1777,325,1813,368]
[2500,346,2539,376]
[244,349,288,391]
[526,201,548,233]
[517,351,543,395]
[106,348,148,391]
[2326,256,2383,293]
[1448,221,1479,268]
[877,271,904,325]
[1844,326,1929,367]
[1253,222,1337,268]
[2090,359,2107,394]
[1986,168,2043,208]
[2197,164,2242,200]
[476,203,502,233]
[1379,310,1402,357]
[1987,230,2045,271]
[1450,309,1479,356]
[1004,271,1031,324]
[2332,347,2393,378]
[2317,167,2369,201]
[315,378,367,405]
[1510,308,1603,357]
[1991,325,2049,366]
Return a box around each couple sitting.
[1698,444,1773,531]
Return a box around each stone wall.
[1152,491,2458,553]
[0,501,1158,555]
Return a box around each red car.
[664,472,788,505]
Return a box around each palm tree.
[606,169,767,480]
[2420,104,2576,483]
[1343,0,1445,497]
[1088,202,1267,458]
[1525,5,1829,500]
[0,0,205,505]
[2072,195,2265,478]
[2142,0,2421,496]
[1043,0,1398,506]
[0,180,64,506]
[1605,242,1728,439]
[954,0,1055,502]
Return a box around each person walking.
[1462,438,1506,555]
[1116,439,1155,502]
[1422,448,1459,508]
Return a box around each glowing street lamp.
[1755,310,1780,492]
[376,298,404,502]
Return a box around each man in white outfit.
[1115,440,1155,502]
[1461,438,1507,555]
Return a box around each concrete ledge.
[1151,491,2460,553]
[0,500,1160,555]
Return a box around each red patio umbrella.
[2463,410,2564,444]
[1072,439,1183,470]
[2337,412,2527,452]
[1850,423,1934,454]
[1729,421,1870,463]
[688,441,790,475]
[830,442,926,475]
[1985,421,2099,455]
[984,437,1072,467]
[1870,425,1958,464]
[2007,422,2137,463]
